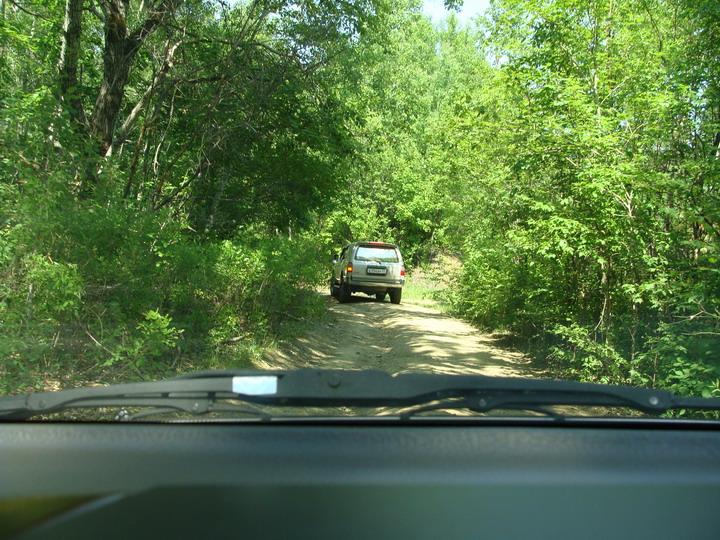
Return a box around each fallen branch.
[84,327,114,355]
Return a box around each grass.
[402,254,459,310]
[402,277,446,308]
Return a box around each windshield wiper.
[114,402,272,422]
[1,369,719,421]
[0,376,274,421]
[391,397,566,420]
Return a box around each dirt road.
[261,294,535,377]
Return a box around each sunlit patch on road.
[262,294,535,378]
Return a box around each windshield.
[355,247,400,262]
[1,0,718,421]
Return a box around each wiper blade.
[391,397,565,420]
[115,402,272,422]
[186,370,720,414]
[0,376,269,421]
[1,369,719,421]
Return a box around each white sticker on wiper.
[232,376,278,395]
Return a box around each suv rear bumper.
[348,276,404,292]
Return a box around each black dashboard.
[1,419,719,539]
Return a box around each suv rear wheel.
[389,288,402,305]
[338,279,352,303]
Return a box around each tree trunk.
[91,0,178,155]
[1,0,6,59]
[91,0,131,154]
[58,0,85,126]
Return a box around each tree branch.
[107,39,181,156]
[126,0,179,55]
[8,0,50,21]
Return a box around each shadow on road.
[261,293,535,379]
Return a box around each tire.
[389,288,402,305]
[338,279,352,303]
[330,279,339,298]
[376,292,387,302]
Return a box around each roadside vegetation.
[402,255,458,308]
[1,0,719,398]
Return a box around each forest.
[1,0,719,398]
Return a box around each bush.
[0,183,329,393]
[548,323,631,385]
[136,310,183,361]
[24,255,83,321]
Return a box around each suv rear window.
[354,246,399,262]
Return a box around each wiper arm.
[0,377,266,421]
[167,369,720,416]
[392,397,565,420]
[115,402,272,422]
[1,369,719,421]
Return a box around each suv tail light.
[400,266,405,276]
[346,265,353,273]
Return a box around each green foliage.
[1,0,719,404]
[0,0,370,393]
[24,256,83,321]
[0,185,330,390]
[439,0,720,397]
[549,323,632,385]
[136,310,183,361]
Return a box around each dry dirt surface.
[260,294,536,378]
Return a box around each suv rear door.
[352,243,402,283]
[333,245,349,282]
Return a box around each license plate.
[366,267,387,275]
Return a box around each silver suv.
[330,242,405,304]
